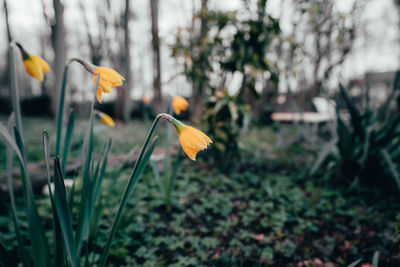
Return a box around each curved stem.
[99,115,161,267]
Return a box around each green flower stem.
[99,115,162,267]
[56,63,70,156]
[9,43,23,139]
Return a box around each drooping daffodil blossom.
[158,113,212,161]
[16,43,50,82]
[142,96,150,104]
[93,66,125,103]
[172,96,189,115]
[94,110,115,127]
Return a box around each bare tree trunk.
[3,0,11,42]
[1,0,12,98]
[79,2,102,66]
[151,0,162,113]
[51,0,66,118]
[190,0,208,119]
[122,0,132,122]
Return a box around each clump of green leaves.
[204,89,249,168]
[312,72,400,195]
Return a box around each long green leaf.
[62,108,75,176]
[381,149,400,192]
[6,114,30,267]
[9,43,23,139]
[53,158,78,267]
[339,83,364,140]
[75,73,100,257]
[43,131,65,267]
[347,259,361,267]
[92,139,113,206]
[56,64,70,156]
[13,127,48,266]
[0,121,48,265]
[376,70,400,120]
[372,251,380,267]
[150,160,165,195]
[99,133,159,267]
[310,139,337,175]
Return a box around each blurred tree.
[51,0,66,118]
[121,0,132,122]
[173,0,280,118]
[173,0,281,164]
[291,0,357,98]
[79,0,133,122]
[151,0,162,113]
[0,0,12,101]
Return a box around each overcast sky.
[1,0,399,98]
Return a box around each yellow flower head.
[171,118,212,161]
[93,66,125,103]
[16,43,50,82]
[95,110,115,127]
[142,96,150,104]
[172,96,189,115]
[23,55,51,82]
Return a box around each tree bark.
[51,0,66,119]
[1,0,12,98]
[122,0,132,122]
[151,0,162,113]
[190,0,208,119]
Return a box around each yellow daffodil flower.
[16,43,50,82]
[142,96,150,104]
[93,66,125,103]
[172,96,189,115]
[95,110,115,127]
[158,113,212,160]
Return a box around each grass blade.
[53,158,78,267]
[62,108,75,176]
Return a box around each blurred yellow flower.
[16,43,51,82]
[94,66,125,103]
[23,55,51,82]
[95,110,115,127]
[172,118,212,161]
[142,96,150,104]
[172,96,189,115]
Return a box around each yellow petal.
[172,96,189,115]
[177,125,212,161]
[99,113,115,127]
[24,57,43,82]
[92,66,125,103]
[96,89,103,103]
